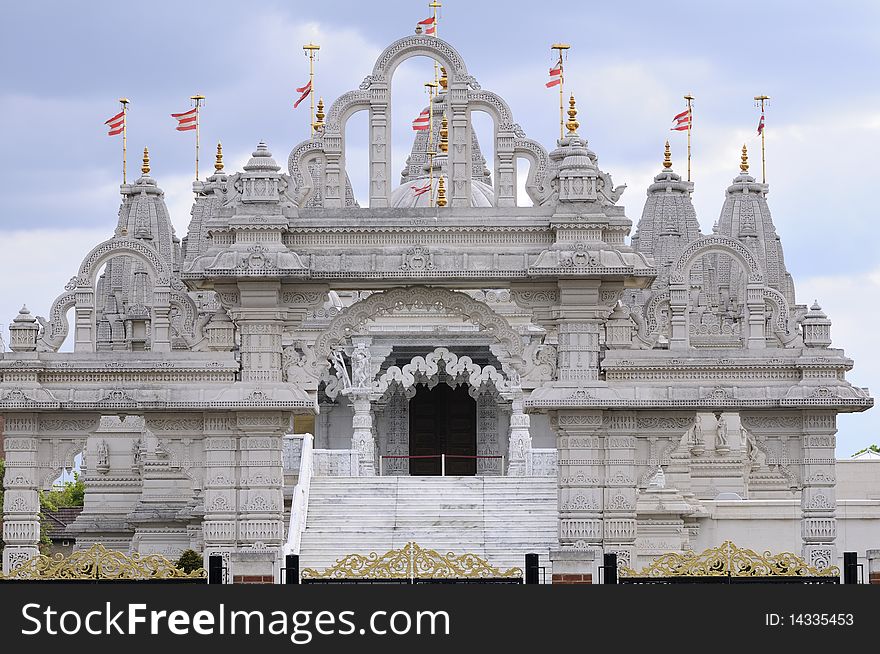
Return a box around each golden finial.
[439,66,448,91]
[314,97,325,130]
[566,94,579,134]
[214,142,224,172]
[439,114,448,153]
[740,144,749,173]
[141,147,150,175]
[663,141,672,169]
[436,176,447,207]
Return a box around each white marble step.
[297,476,558,577]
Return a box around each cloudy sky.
[1,0,877,454]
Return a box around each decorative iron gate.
[0,543,206,583]
[616,541,839,584]
[301,541,523,584]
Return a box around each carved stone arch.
[169,288,199,340]
[77,237,170,285]
[36,290,76,351]
[671,235,763,285]
[645,290,671,337]
[323,89,372,137]
[370,35,470,84]
[314,286,525,371]
[513,137,552,206]
[40,439,86,491]
[288,139,326,206]
[373,347,511,398]
[763,287,800,346]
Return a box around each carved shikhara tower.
[1,34,872,580]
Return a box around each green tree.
[175,549,204,574]
[40,472,85,511]
[853,444,880,457]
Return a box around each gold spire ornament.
[740,144,749,173]
[436,175,447,207]
[313,97,325,131]
[141,147,150,175]
[566,94,579,134]
[439,66,448,91]
[663,140,672,169]
[214,141,224,172]
[439,114,449,153]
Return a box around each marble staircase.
[297,476,558,578]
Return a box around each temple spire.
[141,147,150,176]
[740,144,749,174]
[663,140,672,170]
[214,142,224,172]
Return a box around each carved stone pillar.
[449,82,472,207]
[745,282,766,349]
[477,392,500,475]
[350,393,376,476]
[231,284,285,383]
[2,413,40,573]
[495,134,516,207]
[234,412,288,582]
[668,282,688,349]
[801,411,837,570]
[506,392,531,476]
[555,411,604,558]
[202,414,237,580]
[74,285,95,352]
[383,389,409,476]
[555,280,604,384]
[151,284,172,352]
[322,132,343,208]
[369,90,391,208]
[603,413,637,569]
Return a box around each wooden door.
[408,384,476,475]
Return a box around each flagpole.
[119,98,129,184]
[755,94,769,183]
[552,44,570,140]
[425,81,438,207]
[303,43,320,134]
[684,94,694,182]
[430,1,441,86]
[191,94,205,180]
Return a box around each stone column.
[745,282,766,349]
[350,393,375,476]
[477,392,500,475]
[800,411,837,571]
[202,414,237,581]
[322,132,344,208]
[506,392,531,476]
[495,134,516,207]
[448,82,472,207]
[668,282,689,349]
[74,284,96,352]
[150,284,172,352]
[369,89,391,208]
[603,414,637,570]
[2,413,40,573]
[552,411,604,583]
[234,411,289,583]
[556,280,603,383]
[232,283,285,384]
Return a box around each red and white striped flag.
[412,108,430,131]
[105,109,125,136]
[294,81,312,109]
[546,60,562,88]
[411,181,431,196]
[757,112,765,135]
[418,16,436,35]
[671,108,691,131]
[170,107,198,132]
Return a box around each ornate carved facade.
[1,33,873,580]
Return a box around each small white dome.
[390,175,494,208]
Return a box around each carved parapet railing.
[301,541,522,581]
[619,541,840,579]
[526,448,557,477]
[0,544,206,581]
[312,448,360,477]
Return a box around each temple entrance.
[409,384,477,475]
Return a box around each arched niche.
[312,286,525,375]
[67,237,172,353]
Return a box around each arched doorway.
[409,384,477,475]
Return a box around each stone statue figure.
[96,440,110,474]
[689,418,705,456]
[716,415,730,454]
[743,427,767,470]
[351,344,370,389]
[132,438,143,465]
